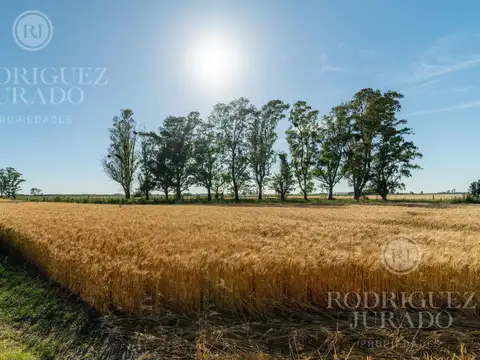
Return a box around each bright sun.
[187,35,242,90]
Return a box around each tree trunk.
[233,182,239,202]
[176,186,181,202]
[280,192,285,201]
[232,153,238,201]
[207,188,211,201]
[258,187,262,200]
[354,187,362,200]
[303,179,308,200]
[125,188,131,200]
[380,189,388,201]
[328,185,333,200]
[145,191,149,200]
[164,189,169,200]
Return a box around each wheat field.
[0,202,479,319]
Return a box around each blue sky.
[1,1,479,194]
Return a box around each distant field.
[292,193,465,201]
[16,192,466,203]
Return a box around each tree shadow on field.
[0,255,479,359]
[0,253,138,359]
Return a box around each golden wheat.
[0,202,479,317]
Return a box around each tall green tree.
[369,116,422,200]
[285,101,319,200]
[343,89,400,199]
[270,152,296,200]
[3,167,25,198]
[343,89,421,200]
[142,112,200,201]
[102,109,137,199]
[136,133,156,200]
[150,140,175,200]
[314,105,350,200]
[248,100,289,200]
[343,89,379,200]
[210,98,255,201]
[468,180,480,198]
[192,118,222,201]
[0,169,6,197]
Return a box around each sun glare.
[187,35,242,90]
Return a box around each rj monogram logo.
[13,11,53,51]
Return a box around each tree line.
[102,88,422,202]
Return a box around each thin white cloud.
[453,85,475,92]
[414,57,480,81]
[409,100,480,116]
[409,78,441,91]
[408,32,480,85]
[321,54,349,73]
[321,65,348,73]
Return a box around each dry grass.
[0,202,479,317]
